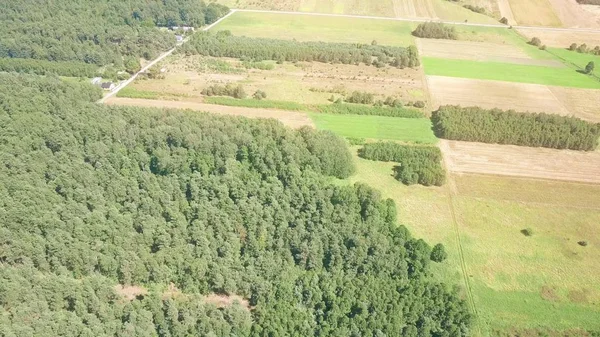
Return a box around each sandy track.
[427,76,569,115]
[440,140,600,184]
[416,38,564,66]
[104,97,314,129]
[517,28,600,48]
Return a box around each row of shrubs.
[431,105,600,151]
[182,31,420,69]
[412,22,457,40]
[316,103,424,118]
[568,43,600,56]
[359,142,446,186]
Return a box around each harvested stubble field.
[104,97,314,129]
[345,149,600,334]
[128,55,428,106]
[517,28,600,48]
[548,86,600,122]
[416,38,564,66]
[440,140,600,184]
[426,76,570,115]
[507,0,562,27]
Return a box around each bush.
[577,43,589,53]
[521,228,534,236]
[345,91,375,104]
[253,89,267,100]
[578,241,588,247]
[413,101,426,109]
[359,142,446,186]
[412,22,458,40]
[430,244,448,262]
[539,45,547,50]
[585,61,595,74]
[500,17,509,24]
[529,37,542,47]
[463,5,485,14]
[431,105,600,151]
[201,83,246,99]
[569,43,578,51]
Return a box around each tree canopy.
[0,73,470,336]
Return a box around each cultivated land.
[422,57,600,88]
[426,76,569,115]
[517,28,600,48]
[439,140,600,184]
[549,86,600,122]
[310,114,437,143]
[548,47,600,69]
[507,0,562,27]
[346,150,600,335]
[104,97,314,129]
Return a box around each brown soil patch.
[516,28,600,48]
[105,97,314,129]
[568,289,590,303]
[540,285,561,301]
[547,0,600,28]
[417,39,563,67]
[203,293,252,310]
[427,76,569,114]
[114,284,148,301]
[440,140,600,184]
[548,86,600,122]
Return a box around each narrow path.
[98,10,237,103]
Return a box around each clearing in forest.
[439,140,600,184]
[426,76,569,115]
[104,97,314,129]
[346,149,600,335]
[310,114,437,143]
[422,57,600,89]
[212,11,416,46]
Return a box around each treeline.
[432,105,600,151]
[0,58,98,77]
[316,103,425,118]
[359,142,446,186]
[412,22,458,40]
[201,83,247,98]
[181,31,421,68]
[0,1,229,74]
[576,0,600,4]
[0,72,469,336]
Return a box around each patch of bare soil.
[517,28,600,48]
[114,285,148,301]
[440,140,600,184]
[104,97,314,129]
[549,86,600,122]
[417,38,563,67]
[203,293,253,311]
[547,0,600,28]
[427,76,569,115]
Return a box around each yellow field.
[507,0,562,27]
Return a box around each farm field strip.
[507,0,562,27]
[517,28,600,48]
[426,75,570,115]
[104,97,314,129]
[422,57,600,89]
[440,140,600,184]
[310,113,437,143]
[549,86,600,122]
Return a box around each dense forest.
[0,0,228,75]
[0,73,470,336]
[359,142,446,186]
[432,105,600,151]
[181,31,421,68]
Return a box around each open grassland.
[345,150,600,335]
[416,38,563,66]
[212,11,416,46]
[548,47,600,69]
[127,54,428,106]
[507,0,562,27]
[422,57,600,88]
[517,28,600,48]
[310,114,437,143]
[426,76,570,115]
[104,97,314,129]
[440,140,600,184]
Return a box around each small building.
[91,77,102,85]
[175,35,184,42]
[101,82,115,91]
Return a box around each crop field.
[549,86,600,122]
[310,114,437,143]
[440,140,600,184]
[212,11,416,46]
[422,57,600,89]
[426,76,570,115]
[517,28,600,48]
[345,150,600,335]
[416,38,563,66]
[548,47,600,69]
[104,97,314,129]
[507,0,562,27]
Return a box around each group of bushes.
[316,103,424,118]
[201,83,247,98]
[181,31,421,68]
[412,22,457,40]
[431,105,600,151]
[568,43,600,56]
[359,142,446,186]
[463,5,485,14]
[528,37,547,50]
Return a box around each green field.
[422,57,600,89]
[310,114,437,143]
[344,152,600,335]
[213,11,416,46]
[548,48,600,70]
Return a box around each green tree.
[585,61,595,74]
[430,244,448,262]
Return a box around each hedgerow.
[431,105,600,151]
[359,142,446,186]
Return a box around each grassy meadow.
[422,57,600,89]
[548,48,600,70]
[310,114,437,142]
[343,150,600,335]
